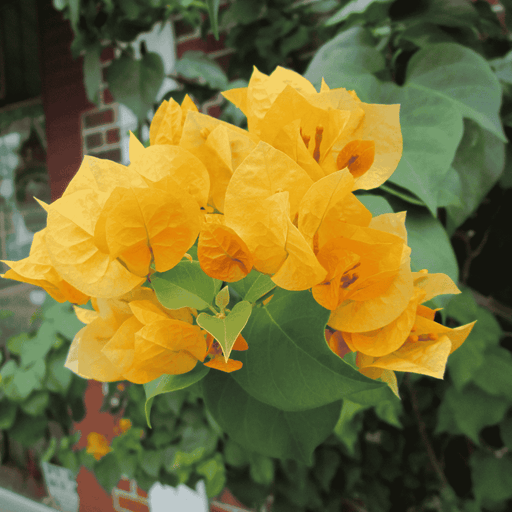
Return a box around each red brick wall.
[37,0,94,202]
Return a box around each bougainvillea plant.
[0,66,475,463]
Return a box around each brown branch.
[471,289,512,325]
[405,375,450,490]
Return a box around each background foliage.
[2,0,512,510]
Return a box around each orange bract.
[203,332,248,373]
[336,139,376,179]
[198,214,253,282]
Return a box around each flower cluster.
[1,67,474,389]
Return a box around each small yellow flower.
[86,432,111,461]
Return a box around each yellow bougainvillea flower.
[297,169,372,251]
[93,175,203,278]
[203,332,248,372]
[222,141,326,289]
[43,141,205,297]
[313,222,406,311]
[149,94,198,146]
[326,213,414,333]
[0,228,90,305]
[66,287,156,382]
[44,187,146,299]
[198,214,253,282]
[223,66,402,190]
[328,270,476,381]
[65,286,204,384]
[100,298,206,384]
[129,132,210,210]
[179,111,259,213]
[86,432,111,461]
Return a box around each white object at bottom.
[148,480,208,512]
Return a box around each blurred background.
[1,1,512,511]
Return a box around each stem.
[405,375,450,490]
[253,288,276,308]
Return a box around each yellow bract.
[149,94,198,146]
[327,271,476,384]
[223,66,402,190]
[0,229,89,305]
[65,287,206,384]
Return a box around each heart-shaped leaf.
[378,81,464,215]
[143,364,210,428]
[107,51,165,123]
[232,287,386,411]
[196,301,252,361]
[151,260,222,310]
[202,370,342,465]
[406,43,506,142]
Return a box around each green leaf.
[471,347,512,399]
[470,450,512,504]
[83,43,102,105]
[248,453,274,486]
[446,119,506,233]
[355,194,393,216]
[0,400,17,429]
[68,0,80,30]
[168,424,218,471]
[1,359,46,401]
[95,453,122,493]
[224,439,250,468]
[215,286,230,313]
[138,449,163,478]
[232,288,387,412]
[435,166,462,208]
[225,0,263,25]
[447,295,501,390]
[6,332,31,356]
[325,0,391,26]
[20,391,49,416]
[144,364,209,428]
[175,51,228,90]
[202,370,342,465]
[40,438,58,464]
[304,27,385,102]
[500,417,512,450]
[490,50,512,84]
[43,300,84,340]
[396,23,457,48]
[405,207,459,283]
[435,384,509,444]
[406,43,506,142]
[228,269,276,304]
[403,0,479,28]
[333,400,366,456]
[206,0,221,40]
[13,323,56,367]
[45,355,73,394]
[107,51,165,123]
[197,300,252,361]
[196,454,226,498]
[378,81,464,215]
[151,260,221,310]
[10,413,47,447]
